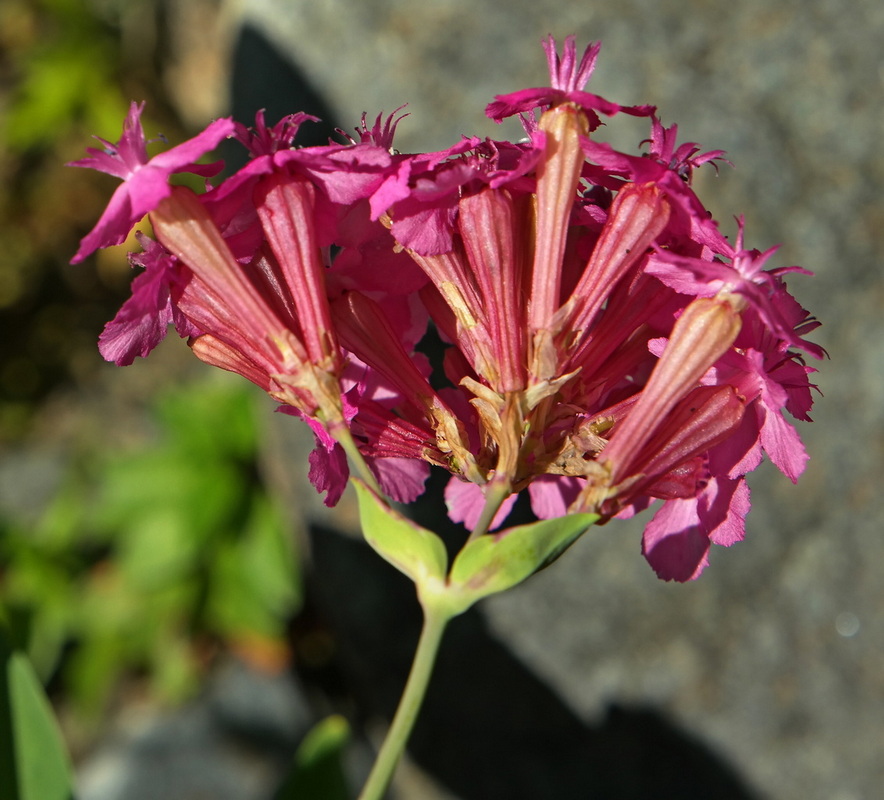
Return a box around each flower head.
[74,37,821,581]
[339,106,409,150]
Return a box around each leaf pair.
[353,480,598,617]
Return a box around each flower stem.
[357,605,451,800]
[330,423,385,498]
[467,478,511,543]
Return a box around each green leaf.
[274,715,350,800]
[156,375,259,459]
[444,513,598,610]
[352,481,448,588]
[206,495,300,640]
[1,627,74,800]
[116,508,196,589]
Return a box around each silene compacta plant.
[71,36,821,798]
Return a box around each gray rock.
[77,656,312,800]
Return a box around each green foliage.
[353,480,448,588]
[445,512,599,608]
[0,0,188,427]
[353,479,598,617]
[1,1,125,153]
[274,715,351,800]
[0,624,75,800]
[0,376,303,722]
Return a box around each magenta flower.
[97,233,199,365]
[643,116,731,182]
[73,37,821,582]
[647,220,824,358]
[68,41,829,800]
[231,109,319,156]
[69,102,235,262]
[485,35,655,124]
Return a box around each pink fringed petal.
[308,439,350,507]
[370,457,430,504]
[70,107,234,262]
[641,498,711,582]
[445,478,518,531]
[528,475,584,519]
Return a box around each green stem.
[330,423,385,499]
[466,478,512,543]
[357,605,451,800]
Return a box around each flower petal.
[445,478,518,531]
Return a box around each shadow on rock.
[221,22,341,174]
[306,524,762,800]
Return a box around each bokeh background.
[1,0,881,798]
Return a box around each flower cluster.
[71,37,820,581]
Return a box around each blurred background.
[0,0,881,798]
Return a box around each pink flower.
[339,106,409,150]
[75,38,821,581]
[69,102,234,262]
[643,116,731,182]
[353,38,818,567]
[646,220,824,359]
[485,35,655,124]
[232,109,319,156]
[97,233,199,365]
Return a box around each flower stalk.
[356,604,451,800]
